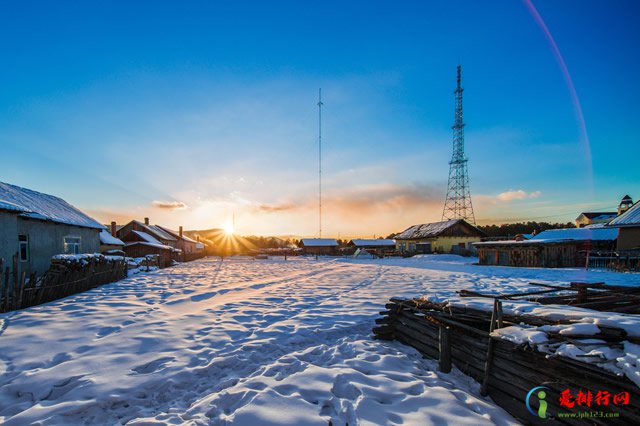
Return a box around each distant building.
[0,181,102,277]
[575,212,616,228]
[575,195,634,228]
[348,239,396,257]
[474,227,618,268]
[395,219,486,255]
[299,238,338,255]
[100,222,124,254]
[156,225,206,259]
[607,199,640,251]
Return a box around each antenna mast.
[318,88,323,238]
[442,65,476,224]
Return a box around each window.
[18,235,29,262]
[64,236,82,254]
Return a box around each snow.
[130,230,164,246]
[350,239,396,247]
[0,254,638,425]
[99,229,124,246]
[530,227,618,241]
[300,238,338,247]
[395,219,462,239]
[0,181,104,230]
[491,326,548,346]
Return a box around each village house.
[299,238,339,255]
[0,181,103,277]
[347,239,396,257]
[607,199,640,251]
[116,218,182,266]
[118,229,174,267]
[474,226,618,268]
[155,225,206,260]
[395,219,486,255]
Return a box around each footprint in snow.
[130,356,175,375]
[95,326,121,339]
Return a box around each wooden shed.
[474,227,617,267]
[299,238,338,255]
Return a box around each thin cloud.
[152,200,189,210]
[496,190,542,201]
[476,189,542,205]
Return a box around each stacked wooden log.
[373,297,640,425]
[0,254,126,313]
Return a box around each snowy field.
[0,255,639,425]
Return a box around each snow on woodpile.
[99,229,124,246]
[0,181,104,229]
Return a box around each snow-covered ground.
[0,255,638,425]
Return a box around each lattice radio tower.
[442,65,476,224]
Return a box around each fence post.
[481,298,500,396]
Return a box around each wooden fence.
[586,250,640,272]
[0,255,126,313]
[374,297,640,425]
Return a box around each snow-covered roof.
[130,221,177,241]
[395,219,483,240]
[608,202,640,228]
[131,230,164,245]
[124,241,173,251]
[301,238,338,247]
[531,227,618,242]
[99,230,124,246]
[350,239,396,247]
[474,227,618,246]
[0,181,104,230]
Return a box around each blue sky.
[1,0,638,236]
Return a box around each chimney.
[197,236,200,242]
[179,226,183,238]
[111,221,117,237]
[144,217,149,225]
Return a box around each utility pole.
[318,88,323,238]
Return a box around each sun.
[223,223,234,235]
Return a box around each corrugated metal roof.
[608,202,640,227]
[0,181,104,230]
[301,238,338,247]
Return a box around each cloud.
[253,203,296,213]
[496,190,542,201]
[152,200,189,210]
[476,189,542,205]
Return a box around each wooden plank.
[438,326,451,373]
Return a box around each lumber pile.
[374,296,640,425]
